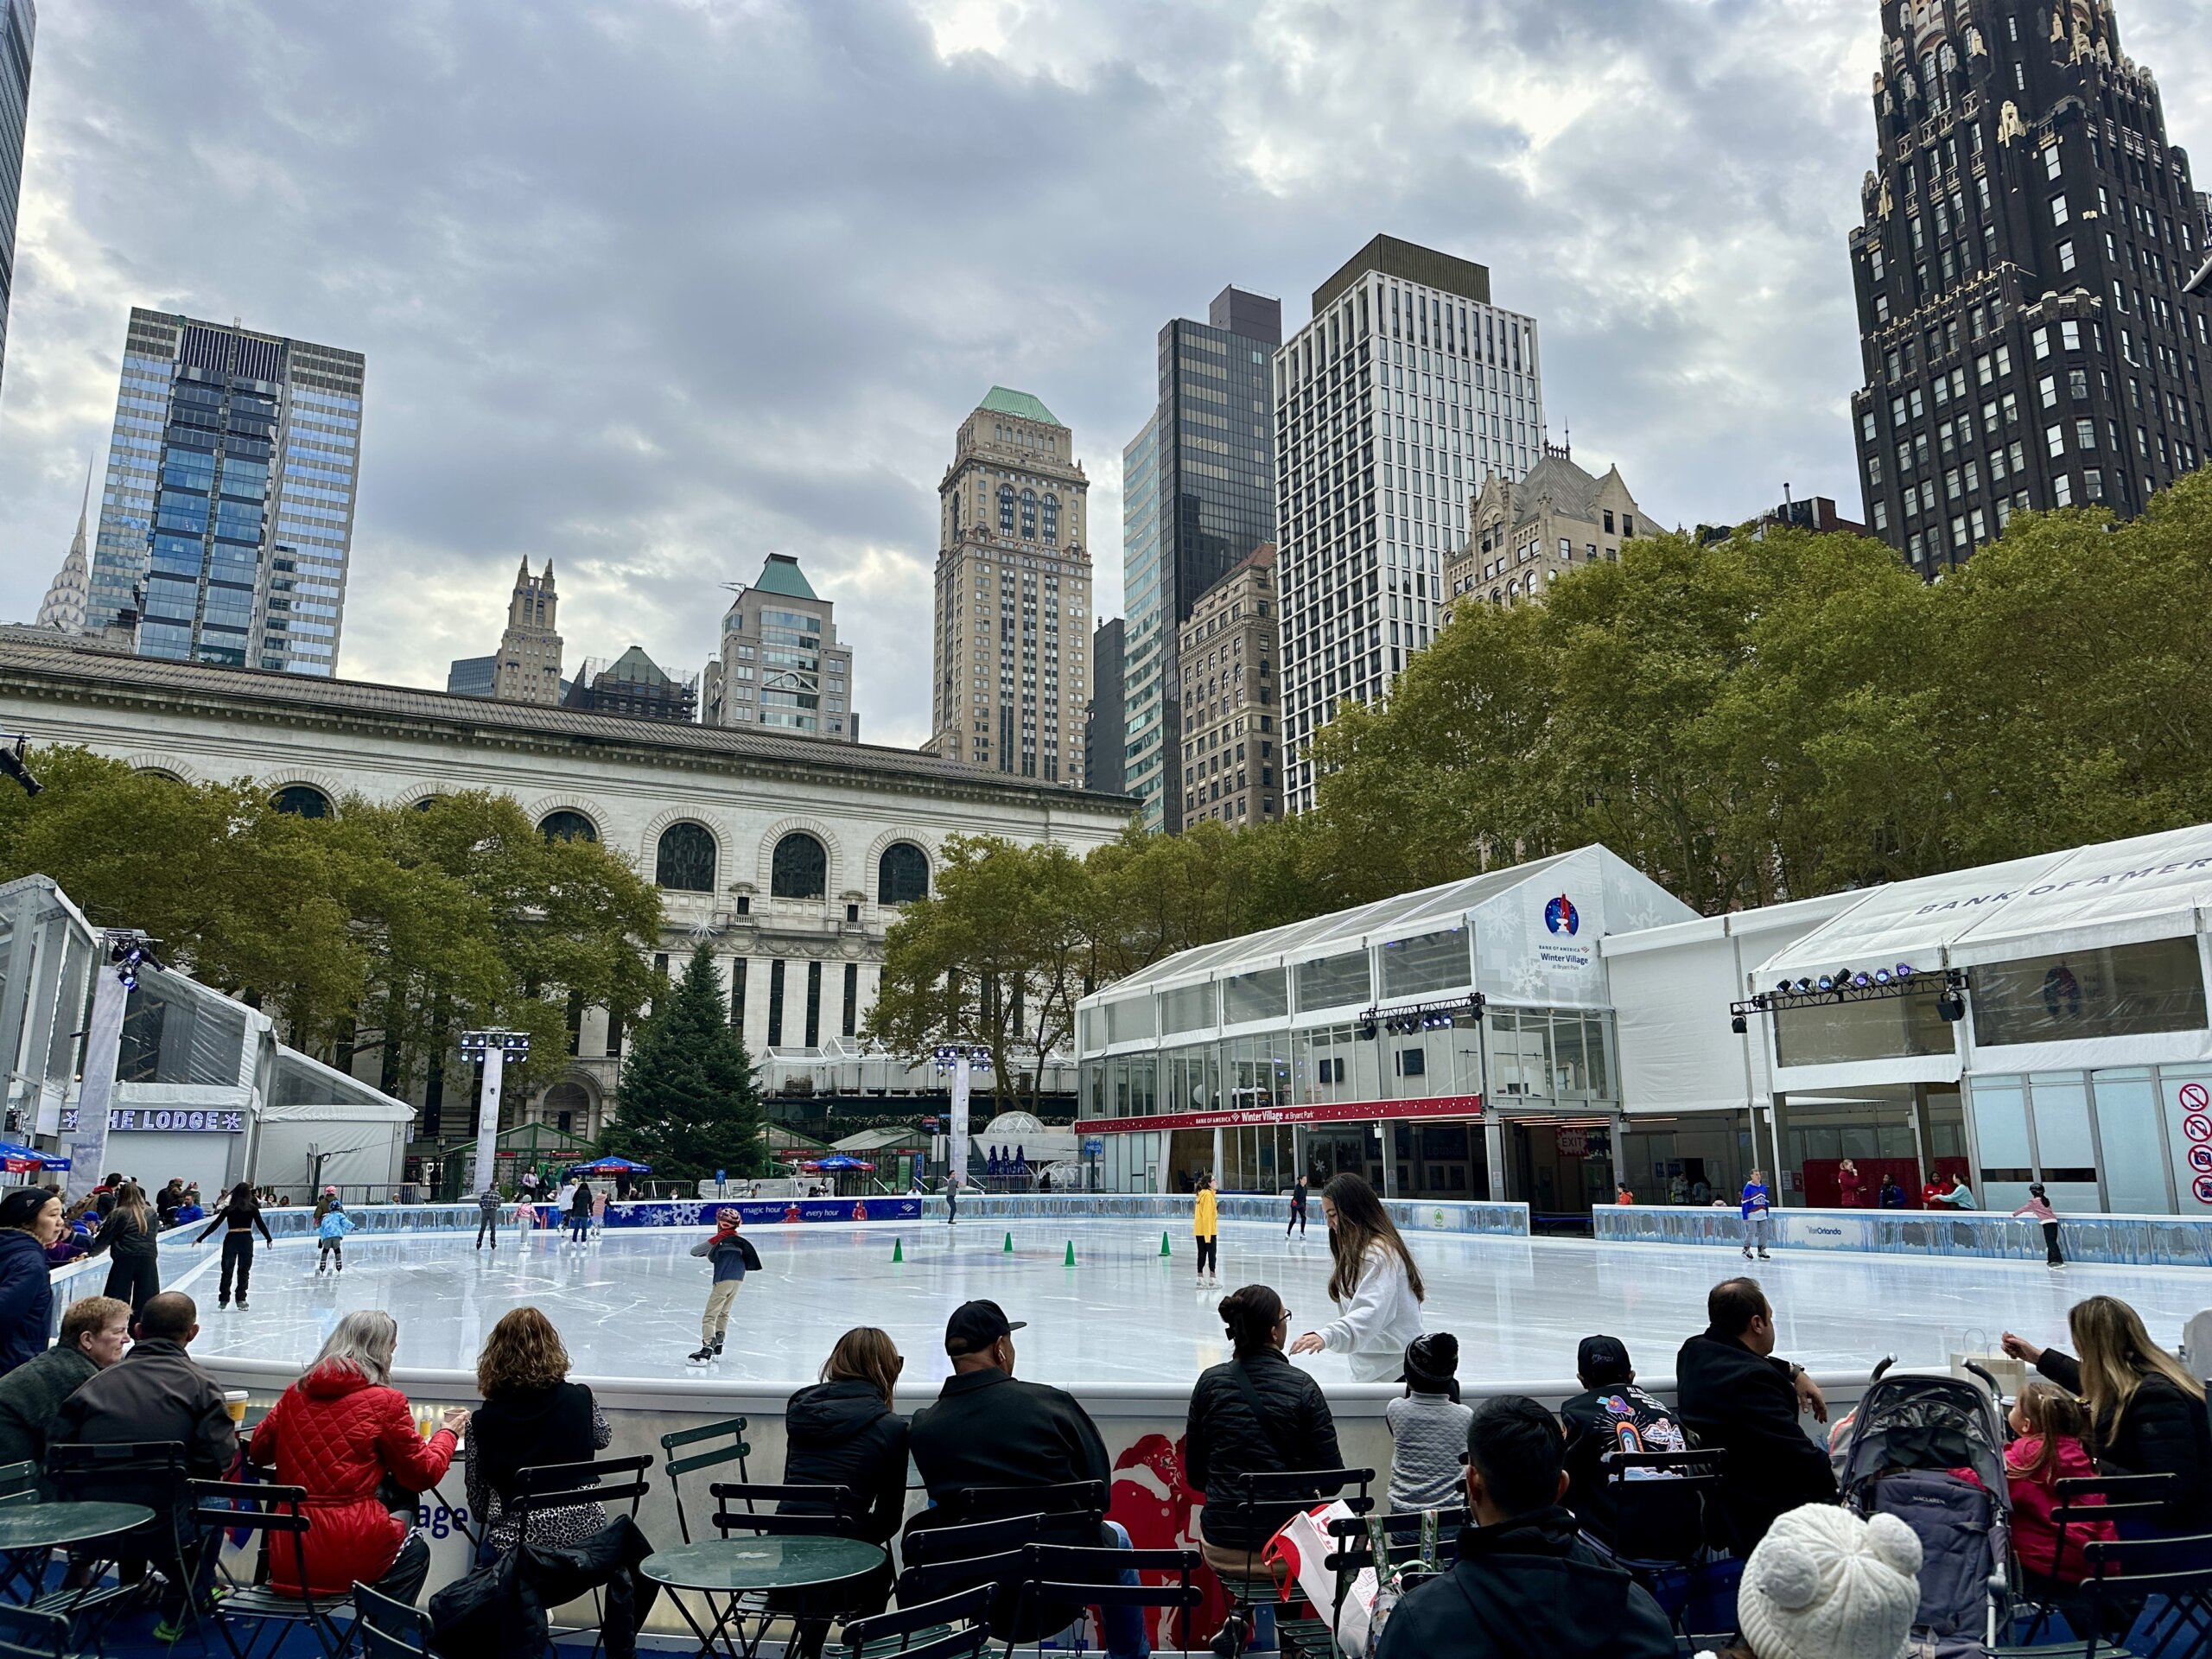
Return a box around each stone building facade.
[929,388,1092,783]
[0,633,1132,1161]
[1446,450,1645,616]
[493,559,563,704]
[1176,543,1281,827]
[1847,0,2209,571]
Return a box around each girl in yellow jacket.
[1193,1173,1219,1287]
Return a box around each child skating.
[687,1208,760,1363]
[316,1196,355,1272]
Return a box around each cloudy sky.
[2,0,2208,748]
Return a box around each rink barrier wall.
[1595,1204,2212,1267]
[918,1192,1533,1236]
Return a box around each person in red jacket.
[247,1309,469,1604]
[1835,1158,1865,1209]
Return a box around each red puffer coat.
[246,1358,458,1598]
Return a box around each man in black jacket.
[908,1301,1149,1659]
[1674,1276,1838,1554]
[1374,1395,1675,1659]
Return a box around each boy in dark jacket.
[1558,1334,1698,1554]
[1374,1395,1675,1659]
[1674,1277,1838,1554]
[688,1210,760,1363]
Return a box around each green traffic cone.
[1160,1230,1173,1257]
[1065,1240,1077,1267]
[1003,1231,1014,1254]
[892,1237,904,1263]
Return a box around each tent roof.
[1755,821,2212,979]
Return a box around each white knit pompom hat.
[1738,1503,1923,1659]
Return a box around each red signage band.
[1081,1094,1484,1135]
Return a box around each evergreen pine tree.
[603,944,764,1180]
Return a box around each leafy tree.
[602,944,764,1179]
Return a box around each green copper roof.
[751,553,818,601]
[979,386,1061,427]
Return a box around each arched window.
[1041,493,1059,543]
[771,832,827,899]
[997,485,1015,534]
[1020,489,1038,540]
[878,842,929,906]
[542,1079,591,1135]
[656,823,716,892]
[540,810,598,844]
[411,796,441,812]
[270,785,331,819]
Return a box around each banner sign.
[61,1108,246,1135]
[532,1197,925,1228]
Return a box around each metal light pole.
[934,1045,991,1188]
[461,1030,530,1197]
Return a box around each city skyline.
[0,1,2208,748]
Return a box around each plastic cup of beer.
[225,1389,249,1426]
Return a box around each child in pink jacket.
[2006,1380,2115,1589]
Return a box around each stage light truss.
[1729,966,1968,1032]
[1358,994,1486,1041]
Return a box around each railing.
[1594,1204,2212,1268]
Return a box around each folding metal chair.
[1004,1543,1203,1656]
[509,1456,654,1659]
[658,1416,750,1543]
[1994,1529,2212,1658]
[191,1478,347,1659]
[831,1586,992,1659]
[1597,1447,1732,1640]
[41,1442,194,1641]
[2016,1470,2183,1643]
[938,1479,1106,1527]
[349,1578,434,1656]
[0,1607,73,1659]
[1217,1468,1373,1659]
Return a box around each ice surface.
[174,1217,2212,1391]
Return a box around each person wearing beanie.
[1728,1503,1922,1659]
[1385,1332,1472,1512]
[1558,1334,1697,1553]
[1373,1395,1675,1659]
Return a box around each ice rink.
[173,1218,2212,1389]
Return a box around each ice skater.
[1193,1173,1219,1287]
[1740,1168,1774,1260]
[566,1180,594,1245]
[1287,1173,1309,1237]
[2013,1183,2065,1267]
[1290,1172,1427,1382]
[688,1209,761,1363]
[317,1195,355,1272]
[195,1182,274,1310]
[944,1170,963,1226]
[475,1185,501,1250]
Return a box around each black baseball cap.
[944,1300,1027,1357]
[1577,1335,1633,1386]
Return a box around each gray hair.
[315,1309,398,1386]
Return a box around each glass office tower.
[88,309,365,675]
[0,0,34,403]
[1121,286,1281,833]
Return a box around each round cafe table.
[642,1535,887,1659]
[0,1500,154,1604]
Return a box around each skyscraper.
[493,558,563,704]
[35,459,90,632]
[1848,0,2209,569]
[1084,616,1126,795]
[1121,286,1281,833]
[929,388,1091,782]
[1176,543,1282,827]
[1275,235,1543,814]
[0,0,32,404]
[87,308,365,675]
[705,552,855,740]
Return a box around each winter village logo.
[1544,893,1580,936]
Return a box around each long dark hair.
[226,1182,260,1223]
[1321,1173,1424,1306]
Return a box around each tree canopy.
[0,752,662,1098]
[601,943,764,1180]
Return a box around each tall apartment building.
[703,552,855,740]
[1122,286,1281,832]
[87,309,365,675]
[493,559,563,704]
[1275,235,1544,813]
[1084,617,1127,796]
[1446,450,1645,615]
[929,388,1091,782]
[0,0,31,404]
[1177,543,1281,826]
[1848,0,2209,571]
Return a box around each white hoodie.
[1319,1243,1425,1382]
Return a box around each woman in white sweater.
[1289,1173,1426,1382]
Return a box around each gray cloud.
[2,0,2207,746]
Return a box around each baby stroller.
[1834,1358,2013,1656]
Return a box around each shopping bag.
[1262,1499,1382,1656]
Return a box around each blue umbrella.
[566,1156,652,1175]
[0,1141,68,1173]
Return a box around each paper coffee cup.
[225,1389,249,1424]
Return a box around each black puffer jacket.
[1185,1347,1344,1550]
[1674,1327,1838,1554]
[779,1379,910,1545]
[2037,1349,2212,1530]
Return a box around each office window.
[767,960,786,1046]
